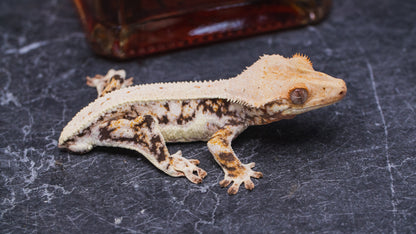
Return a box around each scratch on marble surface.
[308,26,333,56]
[0,183,16,219]
[404,101,415,113]
[4,41,49,55]
[68,157,98,169]
[324,137,352,156]
[400,25,416,52]
[0,68,21,107]
[166,183,220,232]
[79,208,141,233]
[337,146,383,156]
[4,33,84,55]
[392,157,416,168]
[194,190,220,234]
[65,214,82,232]
[280,181,301,200]
[366,61,398,234]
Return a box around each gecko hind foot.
[86,69,133,97]
[86,69,129,87]
[169,150,207,184]
[220,162,263,195]
[86,75,133,88]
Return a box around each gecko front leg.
[207,126,263,195]
[95,115,207,183]
[86,69,133,97]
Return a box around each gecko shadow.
[236,117,340,149]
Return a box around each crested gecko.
[59,54,347,195]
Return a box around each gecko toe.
[185,172,203,184]
[219,179,231,187]
[86,76,94,86]
[252,171,263,178]
[198,168,207,179]
[173,150,182,157]
[125,77,134,86]
[189,159,200,165]
[227,182,241,195]
[244,179,255,190]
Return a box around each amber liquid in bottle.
[73,0,332,59]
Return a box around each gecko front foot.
[220,162,263,195]
[168,151,207,184]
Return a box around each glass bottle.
[73,0,332,59]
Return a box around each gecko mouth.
[282,99,342,115]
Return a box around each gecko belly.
[160,115,219,143]
[145,98,245,143]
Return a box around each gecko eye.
[290,88,308,105]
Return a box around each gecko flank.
[59,54,347,195]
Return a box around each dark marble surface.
[1,0,415,233]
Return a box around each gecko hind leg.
[86,69,134,97]
[95,115,207,183]
[207,126,263,195]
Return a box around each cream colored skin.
[59,54,347,195]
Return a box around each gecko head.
[250,54,347,116]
